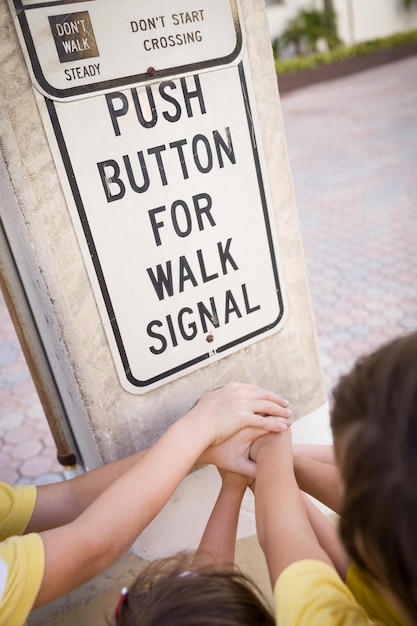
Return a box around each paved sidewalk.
[0,298,66,484]
[280,55,417,394]
[0,55,416,484]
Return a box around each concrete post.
[1,0,325,469]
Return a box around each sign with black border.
[10,0,287,392]
[10,0,242,100]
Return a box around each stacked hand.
[194,383,292,477]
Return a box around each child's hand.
[198,426,277,477]
[187,383,291,447]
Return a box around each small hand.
[188,383,292,447]
[198,425,291,478]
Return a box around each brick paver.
[0,291,66,484]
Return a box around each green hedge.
[275,29,417,75]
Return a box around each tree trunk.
[323,0,334,12]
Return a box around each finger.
[254,399,292,419]
[213,383,290,409]
[253,415,292,433]
[235,457,257,479]
[263,392,291,408]
[238,426,274,441]
[244,423,289,446]
[247,386,290,409]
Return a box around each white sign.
[9,0,242,99]
[11,0,287,393]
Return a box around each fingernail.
[286,409,292,417]
[280,423,288,430]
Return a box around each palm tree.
[278,7,341,57]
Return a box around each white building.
[266,0,417,47]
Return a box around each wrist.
[170,412,211,463]
[250,431,292,463]
[249,433,273,462]
[221,475,249,492]
[255,440,297,489]
[182,403,216,449]
[221,482,247,500]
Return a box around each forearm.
[37,414,209,607]
[27,448,150,532]
[70,414,209,556]
[292,444,335,465]
[195,478,247,567]
[254,435,333,587]
[302,494,350,579]
[293,456,343,514]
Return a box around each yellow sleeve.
[275,559,370,626]
[346,563,406,626]
[0,533,45,626]
[0,483,37,540]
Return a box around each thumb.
[235,456,257,479]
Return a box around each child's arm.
[34,383,290,608]
[193,470,251,568]
[292,443,335,464]
[251,431,333,587]
[27,396,291,533]
[293,449,343,514]
[301,494,350,579]
[26,449,149,532]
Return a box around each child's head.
[331,331,417,620]
[113,554,274,625]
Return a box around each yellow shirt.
[275,559,372,625]
[346,562,406,626]
[0,483,45,626]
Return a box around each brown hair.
[331,331,417,618]
[114,554,274,626]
